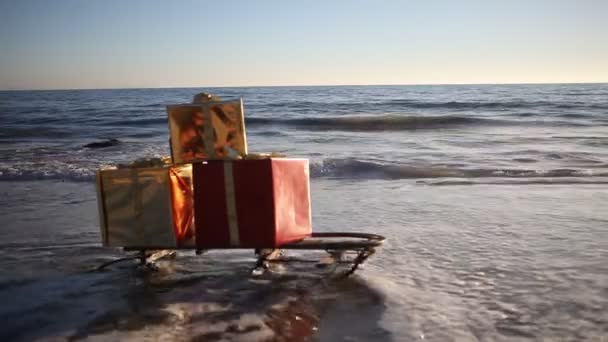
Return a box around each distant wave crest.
[246,115,501,131]
[245,115,587,131]
[259,99,607,111]
[98,117,167,127]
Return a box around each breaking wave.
[1,157,607,183]
[309,158,608,180]
[0,166,96,182]
[3,158,606,183]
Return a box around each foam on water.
[3,156,607,182]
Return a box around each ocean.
[0,84,606,341]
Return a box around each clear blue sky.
[1,0,606,90]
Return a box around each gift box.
[167,99,248,163]
[193,158,312,248]
[96,165,194,248]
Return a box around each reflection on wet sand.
[0,251,388,341]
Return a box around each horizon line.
[1,81,607,92]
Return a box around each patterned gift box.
[167,99,247,164]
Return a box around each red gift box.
[193,158,312,248]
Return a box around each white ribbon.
[130,168,146,242]
[223,161,240,246]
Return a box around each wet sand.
[0,181,388,342]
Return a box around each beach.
[1,84,607,341]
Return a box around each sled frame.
[97,232,385,277]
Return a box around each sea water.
[0,84,606,341]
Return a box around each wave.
[0,167,95,182]
[310,158,608,180]
[419,179,608,186]
[254,130,288,137]
[561,92,608,96]
[2,157,606,183]
[246,115,503,131]
[245,115,588,131]
[98,117,167,127]
[385,99,550,109]
[97,114,495,133]
[3,113,592,138]
[0,125,76,139]
[258,99,606,111]
[555,113,594,119]
[83,138,121,148]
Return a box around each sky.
[0,0,607,90]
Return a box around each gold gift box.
[96,165,194,248]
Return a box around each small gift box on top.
[96,165,195,248]
[167,99,248,163]
[193,157,312,248]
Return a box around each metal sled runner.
[97,232,386,277]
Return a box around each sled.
[96,232,385,277]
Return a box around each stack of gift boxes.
[95,97,312,249]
